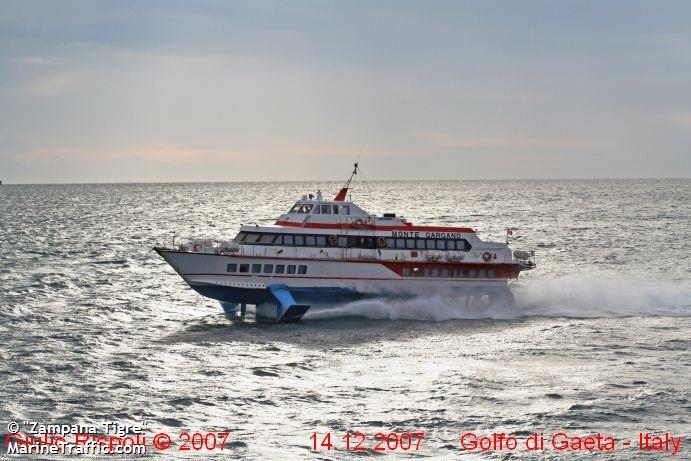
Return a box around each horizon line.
[1,177,689,185]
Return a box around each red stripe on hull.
[158,249,518,273]
[274,220,475,233]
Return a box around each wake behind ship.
[155,165,535,322]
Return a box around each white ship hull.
[157,249,518,321]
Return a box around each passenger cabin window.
[298,265,307,274]
[283,235,294,245]
[295,235,305,246]
[287,265,296,274]
[312,206,320,214]
[258,234,275,244]
[243,233,260,243]
[227,264,237,272]
[305,235,316,246]
[275,265,285,274]
[263,264,273,274]
[251,264,261,273]
[239,264,249,273]
[340,206,350,215]
[320,205,331,214]
[332,205,339,214]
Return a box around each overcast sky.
[1,0,690,183]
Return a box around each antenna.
[343,162,359,190]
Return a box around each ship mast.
[334,163,358,201]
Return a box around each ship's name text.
[391,231,465,240]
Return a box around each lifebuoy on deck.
[482,252,492,262]
[353,219,365,229]
[377,237,386,248]
[328,236,338,246]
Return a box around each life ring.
[193,244,201,252]
[376,237,386,248]
[353,219,365,229]
[482,252,492,262]
[328,236,338,246]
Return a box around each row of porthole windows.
[237,232,471,251]
[402,267,495,278]
[227,263,308,275]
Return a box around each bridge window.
[287,265,296,274]
[234,232,247,241]
[275,265,285,274]
[320,204,331,214]
[263,264,273,274]
[298,265,307,274]
[332,205,339,214]
[227,264,237,272]
[251,264,262,273]
[340,206,350,215]
[312,206,320,214]
[239,264,249,273]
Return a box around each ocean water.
[1,179,689,460]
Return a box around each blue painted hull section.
[190,283,365,307]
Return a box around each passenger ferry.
[155,164,535,322]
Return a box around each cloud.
[24,70,84,96]
[413,132,596,150]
